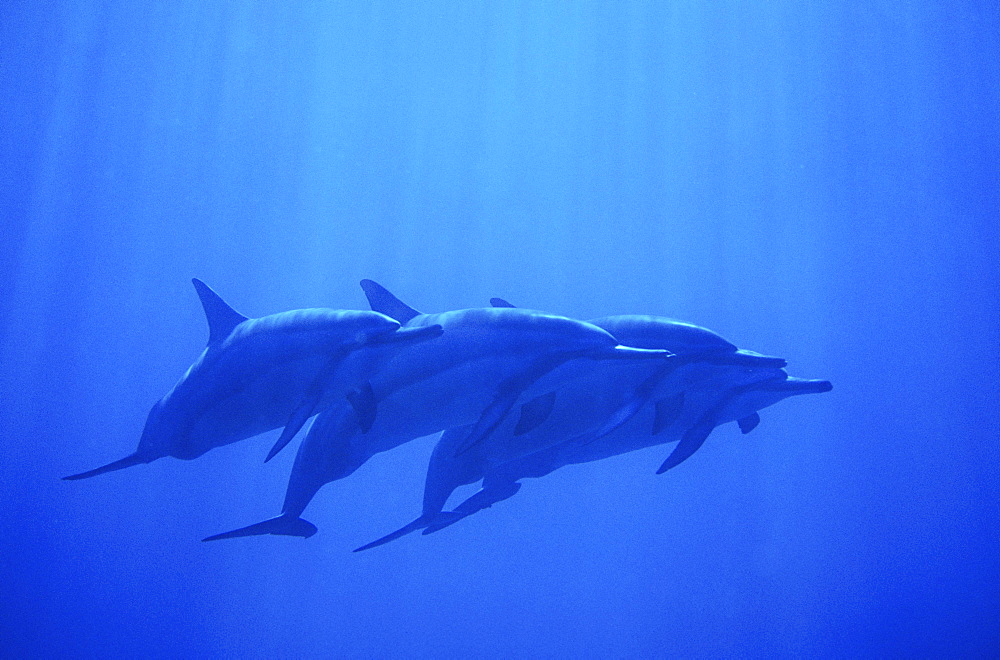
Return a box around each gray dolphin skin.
[355,311,830,551]
[63,279,443,481]
[203,282,673,541]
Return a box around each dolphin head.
[592,316,786,368]
[497,309,622,352]
[592,315,736,354]
[308,310,403,348]
[708,371,832,436]
[287,309,441,351]
[709,349,787,369]
[730,366,790,390]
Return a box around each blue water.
[2,2,997,657]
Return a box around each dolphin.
[63,279,442,481]
[417,372,832,537]
[203,282,673,541]
[355,312,824,551]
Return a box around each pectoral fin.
[656,417,715,474]
[347,382,377,433]
[454,354,569,455]
[738,413,761,434]
[454,388,522,455]
[266,348,353,461]
[513,391,556,436]
[652,393,685,435]
[265,396,320,462]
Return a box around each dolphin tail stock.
[62,452,146,480]
[454,352,575,456]
[453,386,521,456]
[265,350,348,462]
[576,345,677,443]
[202,515,317,542]
[353,516,433,552]
[423,480,523,535]
[574,365,674,446]
[265,398,320,463]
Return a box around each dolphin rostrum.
[63,279,442,481]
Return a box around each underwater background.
[2,2,997,657]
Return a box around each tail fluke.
[202,515,317,542]
[353,516,430,552]
[421,511,468,535]
[62,453,145,480]
[424,481,523,535]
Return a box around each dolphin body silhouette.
[63,279,442,483]
[419,372,832,538]
[355,313,802,550]
[204,282,672,541]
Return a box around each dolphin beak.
[706,349,787,369]
[369,324,443,345]
[761,377,833,394]
[607,345,675,359]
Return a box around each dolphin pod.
[63,279,831,548]
[203,281,673,540]
[353,304,831,551]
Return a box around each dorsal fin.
[490,298,516,308]
[192,279,248,345]
[359,280,421,323]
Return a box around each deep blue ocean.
[2,2,998,657]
